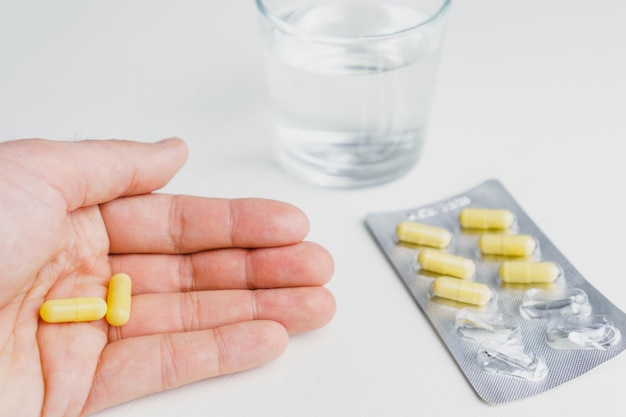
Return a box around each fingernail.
[155,137,182,147]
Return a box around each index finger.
[0,137,188,211]
[100,195,310,253]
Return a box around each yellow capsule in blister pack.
[499,261,560,284]
[459,208,515,230]
[396,221,452,248]
[40,297,107,323]
[479,234,537,257]
[418,249,475,279]
[432,276,492,306]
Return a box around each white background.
[2,0,626,415]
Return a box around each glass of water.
[256,0,452,188]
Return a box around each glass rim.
[255,0,452,41]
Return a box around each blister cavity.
[547,315,622,350]
[455,309,521,343]
[476,340,548,381]
[520,288,592,319]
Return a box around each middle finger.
[108,241,334,294]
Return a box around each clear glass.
[256,0,452,188]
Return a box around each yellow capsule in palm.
[40,297,107,323]
[106,273,132,327]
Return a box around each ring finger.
[107,286,336,342]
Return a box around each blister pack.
[365,179,626,404]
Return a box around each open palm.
[0,138,335,417]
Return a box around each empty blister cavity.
[547,315,622,351]
[500,261,562,284]
[520,288,592,320]
[455,309,521,343]
[418,249,475,279]
[476,340,548,381]
[396,221,452,249]
[479,234,538,257]
[459,208,515,230]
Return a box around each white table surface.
[2,1,626,416]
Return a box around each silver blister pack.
[365,179,626,404]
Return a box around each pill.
[478,234,536,256]
[106,273,132,326]
[459,208,515,230]
[396,221,452,248]
[40,297,107,323]
[432,276,492,306]
[418,249,475,279]
[499,261,560,284]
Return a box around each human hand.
[0,138,335,417]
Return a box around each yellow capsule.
[106,273,132,327]
[432,276,492,306]
[396,221,452,248]
[40,297,107,323]
[459,208,515,230]
[478,234,536,257]
[418,249,475,279]
[499,261,560,284]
